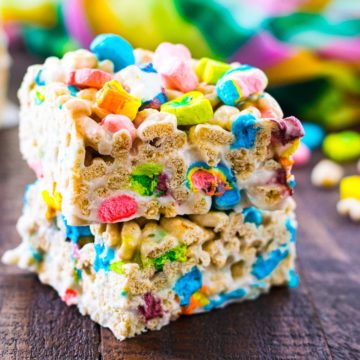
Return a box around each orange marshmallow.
[96,80,141,120]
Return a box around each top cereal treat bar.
[18,34,304,225]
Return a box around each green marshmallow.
[161,91,214,126]
[132,163,163,177]
[323,131,360,162]
[196,58,232,84]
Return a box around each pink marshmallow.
[293,142,311,167]
[153,42,192,68]
[66,68,113,89]
[100,114,137,139]
[29,161,44,178]
[153,42,198,92]
[233,70,267,98]
[98,194,138,222]
[160,57,198,92]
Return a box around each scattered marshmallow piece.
[337,198,360,222]
[292,142,311,167]
[323,131,360,162]
[302,122,325,151]
[340,175,360,201]
[311,159,344,188]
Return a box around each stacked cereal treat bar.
[3,34,303,340]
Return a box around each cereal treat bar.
[3,181,298,340]
[18,34,304,225]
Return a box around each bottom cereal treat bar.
[3,182,298,340]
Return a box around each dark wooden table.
[0,50,359,360]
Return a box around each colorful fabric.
[2,0,360,128]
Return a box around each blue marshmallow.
[288,269,299,288]
[90,34,135,72]
[139,62,157,73]
[35,69,45,86]
[302,122,325,151]
[231,113,259,150]
[242,207,262,226]
[204,288,247,311]
[214,188,241,210]
[94,243,115,273]
[173,267,202,306]
[285,218,296,243]
[213,163,241,210]
[62,216,92,243]
[251,244,289,280]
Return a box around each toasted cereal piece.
[189,212,229,232]
[62,49,98,70]
[203,240,227,268]
[140,222,178,258]
[311,159,344,188]
[160,217,204,246]
[117,221,142,260]
[189,124,234,166]
[211,105,240,130]
[337,198,360,222]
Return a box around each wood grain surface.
[0,48,359,360]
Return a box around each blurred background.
[1,0,359,129]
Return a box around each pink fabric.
[231,31,293,69]
[237,0,305,15]
[62,0,94,47]
[318,38,360,62]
